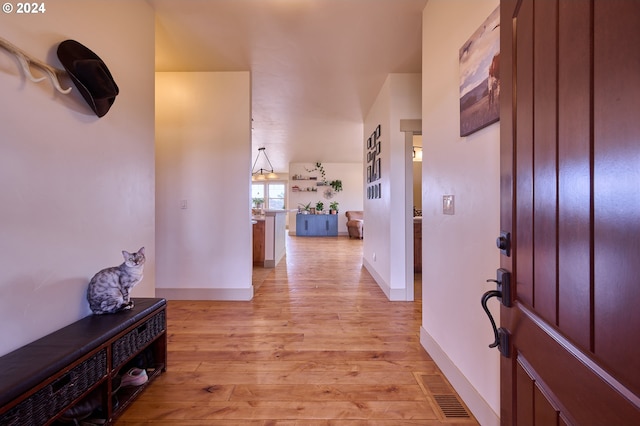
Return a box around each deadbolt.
[496,231,511,256]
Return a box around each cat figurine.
[87,247,145,315]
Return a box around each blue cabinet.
[296,214,338,236]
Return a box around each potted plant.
[252,197,264,209]
[315,201,324,214]
[298,202,312,214]
[329,201,339,214]
[329,180,343,192]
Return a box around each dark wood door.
[499,0,640,424]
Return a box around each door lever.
[481,268,512,357]
[481,290,503,348]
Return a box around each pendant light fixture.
[251,147,278,180]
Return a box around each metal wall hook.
[0,36,72,94]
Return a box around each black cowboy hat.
[57,40,119,117]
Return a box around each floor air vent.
[417,373,473,420]
[433,394,471,418]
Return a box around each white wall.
[288,162,363,234]
[0,1,156,356]
[420,1,501,424]
[363,74,421,301]
[155,72,253,300]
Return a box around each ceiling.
[150,0,427,173]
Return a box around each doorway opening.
[401,119,422,303]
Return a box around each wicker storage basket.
[112,311,165,371]
[0,348,107,426]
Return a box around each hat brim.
[57,40,119,118]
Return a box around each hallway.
[118,234,477,424]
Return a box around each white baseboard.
[362,258,407,301]
[289,231,349,236]
[362,258,390,299]
[420,327,500,426]
[156,287,253,301]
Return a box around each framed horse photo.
[459,5,500,137]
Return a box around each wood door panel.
[516,357,561,426]
[534,385,559,426]
[514,0,534,308]
[557,0,592,350]
[593,0,640,397]
[502,0,640,422]
[532,0,558,325]
[516,361,534,426]
[513,306,640,425]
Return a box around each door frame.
[401,119,422,302]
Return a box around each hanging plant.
[305,163,343,193]
[305,162,327,183]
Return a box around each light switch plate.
[443,195,455,215]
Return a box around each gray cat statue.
[87,247,145,315]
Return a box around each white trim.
[400,119,422,132]
[403,129,415,302]
[401,119,421,302]
[156,287,253,301]
[363,258,408,301]
[420,327,500,426]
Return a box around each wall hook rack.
[0,36,72,94]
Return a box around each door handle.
[481,269,511,357]
[481,290,503,349]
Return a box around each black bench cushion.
[0,298,166,408]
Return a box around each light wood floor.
[118,234,478,425]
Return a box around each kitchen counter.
[252,210,286,268]
[414,217,422,273]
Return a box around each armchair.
[345,211,364,239]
